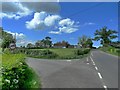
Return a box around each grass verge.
[2,52,40,89]
[99,46,120,56]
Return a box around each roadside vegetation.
[14,48,91,59]
[93,26,119,56]
[99,45,120,56]
[1,50,40,89]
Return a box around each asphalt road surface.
[26,50,118,88]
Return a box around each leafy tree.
[78,35,93,48]
[86,38,93,48]
[94,26,118,46]
[78,35,88,48]
[0,27,15,50]
[26,43,34,49]
[44,36,52,48]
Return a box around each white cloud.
[26,12,79,34]
[83,22,95,26]
[26,12,61,30]
[59,18,74,27]
[6,31,25,39]
[1,2,31,19]
[59,26,78,33]
[1,2,60,19]
[44,15,61,26]
[5,31,30,46]
[49,31,61,34]
[26,12,47,30]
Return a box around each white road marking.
[103,85,107,89]
[98,72,103,79]
[95,66,98,70]
[89,56,108,90]
[90,56,96,65]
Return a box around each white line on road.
[98,72,103,79]
[95,66,98,70]
[103,85,107,89]
[90,56,108,90]
[90,56,95,65]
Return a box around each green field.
[29,48,90,59]
[49,48,77,57]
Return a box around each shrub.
[74,49,90,55]
[74,49,84,55]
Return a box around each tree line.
[0,26,119,51]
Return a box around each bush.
[74,49,84,55]
[2,53,40,89]
[83,49,90,54]
[74,49,90,55]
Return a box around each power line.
[66,2,104,18]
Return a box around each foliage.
[14,49,58,59]
[109,41,120,48]
[0,27,15,50]
[99,46,120,56]
[26,36,52,49]
[18,48,91,59]
[78,35,93,48]
[94,26,118,46]
[2,53,40,89]
[74,48,90,55]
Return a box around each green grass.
[99,46,120,56]
[30,48,90,59]
[2,53,25,69]
[23,67,41,89]
[2,52,40,89]
[49,48,77,57]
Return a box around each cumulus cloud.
[26,12,61,30]
[1,1,60,19]
[44,15,61,26]
[5,31,30,46]
[6,31,25,39]
[26,12,79,34]
[1,2,31,19]
[26,11,80,34]
[26,12,47,30]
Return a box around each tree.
[27,43,34,49]
[0,27,15,50]
[44,36,52,48]
[78,35,93,48]
[35,40,44,48]
[78,35,88,48]
[86,38,93,48]
[94,26,118,46]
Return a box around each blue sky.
[1,2,118,47]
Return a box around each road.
[26,50,118,89]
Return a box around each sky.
[1,2,118,47]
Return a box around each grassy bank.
[99,46,120,56]
[1,53,40,89]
